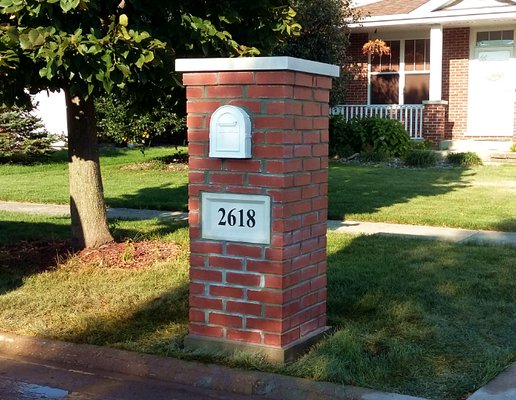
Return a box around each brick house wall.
[442,27,469,140]
[343,33,369,105]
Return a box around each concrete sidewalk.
[1,200,515,246]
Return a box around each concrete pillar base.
[184,326,332,364]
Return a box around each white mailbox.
[209,105,252,158]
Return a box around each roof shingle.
[358,0,430,16]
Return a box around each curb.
[0,332,428,400]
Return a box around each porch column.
[429,25,443,101]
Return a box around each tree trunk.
[65,89,114,249]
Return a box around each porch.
[330,103,445,141]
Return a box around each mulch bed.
[0,239,181,273]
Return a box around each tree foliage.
[0,0,299,104]
[0,104,55,163]
[275,0,360,103]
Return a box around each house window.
[477,30,514,47]
[370,40,400,104]
[369,38,430,105]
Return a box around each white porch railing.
[330,104,425,140]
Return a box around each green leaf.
[60,0,80,13]
[119,14,128,27]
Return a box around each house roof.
[357,0,429,17]
[351,0,516,30]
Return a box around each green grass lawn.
[0,147,189,211]
[329,163,516,231]
[1,148,515,231]
[1,212,515,400]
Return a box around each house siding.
[442,27,469,140]
[343,33,369,105]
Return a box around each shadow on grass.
[0,217,187,296]
[328,163,473,220]
[494,218,516,233]
[314,233,516,399]
[105,184,188,212]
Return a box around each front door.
[467,48,515,136]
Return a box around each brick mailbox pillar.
[175,57,339,362]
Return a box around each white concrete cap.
[175,56,340,77]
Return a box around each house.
[336,0,516,152]
[31,90,68,147]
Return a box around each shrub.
[359,150,391,163]
[410,139,436,150]
[511,143,516,152]
[329,116,411,158]
[329,115,364,158]
[403,149,439,168]
[446,152,483,167]
[0,105,55,163]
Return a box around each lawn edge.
[0,331,428,400]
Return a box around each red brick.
[295,118,313,130]
[226,301,262,316]
[226,272,261,287]
[218,72,255,85]
[187,115,205,129]
[209,313,243,329]
[183,73,218,86]
[186,86,203,98]
[263,334,281,346]
[210,285,244,299]
[303,102,321,116]
[190,309,206,323]
[295,73,314,87]
[186,101,221,113]
[190,241,223,255]
[248,289,284,304]
[247,85,293,99]
[315,76,332,89]
[311,275,327,291]
[209,173,245,185]
[303,132,321,144]
[188,171,206,184]
[224,159,263,173]
[272,216,303,233]
[190,282,205,295]
[254,116,294,130]
[190,296,223,310]
[190,268,223,282]
[293,144,312,157]
[255,71,295,85]
[248,174,293,188]
[189,324,224,338]
[206,86,243,98]
[226,243,263,258]
[302,158,321,171]
[294,87,312,100]
[189,157,223,171]
[253,145,293,159]
[247,259,285,274]
[314,89,330,103]
[188,184,223,197]
[208,256,243,271]
[190,254,206,267]
[188,143,205,157]
[247,318,282,333]
[265,160,302,174]
[187,130,209,142]
[227,329,262,344]
[267,188,302,203]
[228,100,262,113]
[266,131,303,145]
[300,319,320,337]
